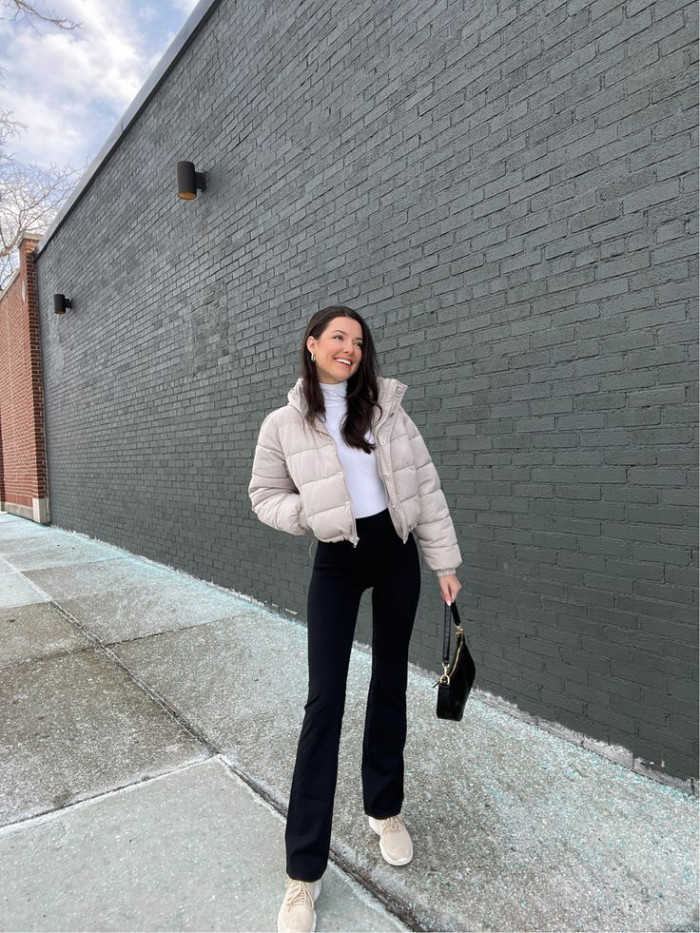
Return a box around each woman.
[248,306,462,933]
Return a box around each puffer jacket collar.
[287,376,408,433]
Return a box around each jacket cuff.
[436,568,456,577]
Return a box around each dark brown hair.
[299,305,383,453]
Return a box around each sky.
[0,0,201,173]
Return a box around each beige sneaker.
[368,814,414,866]
[277,875,322,933]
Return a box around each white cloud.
[171,0,201,14]
[1,91,88,170]
[0,0,198,171]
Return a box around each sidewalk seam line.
[14,589,422,930]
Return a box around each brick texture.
[34,0,698,780]
[0,235,49,520]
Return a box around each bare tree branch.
[0,159,81,288]
[0,107,25,149]
[0,0,82,288]
[0,0,80,30]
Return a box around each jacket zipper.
[316,419,359,547]
[376,441,407,544]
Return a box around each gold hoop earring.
[311,352,316,362]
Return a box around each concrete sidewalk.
[0,511,697,932]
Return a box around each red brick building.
[0,234,50,522]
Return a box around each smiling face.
[307,315,364,384]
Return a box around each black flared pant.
[285,508,421,882]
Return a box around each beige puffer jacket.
[248,376,462,575]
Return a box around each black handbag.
[435,599,476,721]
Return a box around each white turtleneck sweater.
[319,380,388,519]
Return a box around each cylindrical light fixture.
[53,294,72,314]
[176,161,206,200]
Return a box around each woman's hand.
[437,573,462,605]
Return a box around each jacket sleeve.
[248,411,308,537]
[402,408,462,574]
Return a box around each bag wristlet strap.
[438,601,463,685]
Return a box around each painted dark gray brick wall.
[35,0,698,781]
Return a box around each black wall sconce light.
[176,161,206,200]
[53,294,72,314]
